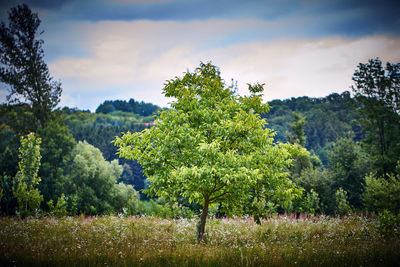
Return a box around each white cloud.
[48,19,400,111]
[213,36,400,101]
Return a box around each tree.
[36,121,76,205]
[115,62,301,241]
[352,58,400,176]
[335,187,352,216]
[0,4,62,127]
[293,167,332,213]
[362,172,400,213]
[327,135,369,209]
[286,112,306,147]
[13,133,43,217]
[63,141,128,215]
[286,112,319,178]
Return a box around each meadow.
[1,214,399,266]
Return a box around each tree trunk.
[197,196,209,242]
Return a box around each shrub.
[363,172,400,213]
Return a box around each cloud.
[112,0,172,3]
[47,19,400,111]
[2,0,399,37]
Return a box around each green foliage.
[0,4,62,127]
[125,194,195,219]
[63,141,131,215]
[335,188,352,216]
[328,135,369,208]
[0,104,36,136]
[110,182,138,214]
[352,58,400,176]
[285,112,317,182]
[362,172,400,213]
[0,175,16,215]
[65,109,155,131]
[64,109,150,192]
[293,167,333,213]
[13,133,43,217]
[37,121,76,205]
[377,210,400,236]
[285,112,324,215]
[287,112,306,147]
[96,98,161,116]
[0,128,19,177]
[0,106,34,215]
[265,92,359,164]
[294,189,320,215]
[115,62,301,240]
[47,193,68,217]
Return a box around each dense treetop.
[96,98,161,116]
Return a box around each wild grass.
[0,214,399,266]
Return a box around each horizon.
[64,89,354,113]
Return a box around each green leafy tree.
[47,193,68,217]
[63,141,126,215]
[0,127,19,175]
[0,174,15,215]
[36,121,76,205]
[293,189,320,215]
[111,182,138,214]
[287,112,306,147]
[286,112,321,178]
[328,135,369,209]
[352,58,400,176]
[335,187,352,216]
[0,105,36,214]
[0,104,35,179]
[0,4,62,127]
[115,62,301,241]
[13,133,43,217]
[285,112,323,213]
[363,172,400,213]
[292,167,332,213]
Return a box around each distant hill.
[265,91,362,164]
[95,98,161,116]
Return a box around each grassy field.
[0,214,399,266]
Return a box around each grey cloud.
[1,0,399,37]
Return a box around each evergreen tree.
[0,4,61,127]
[352,58,400,176]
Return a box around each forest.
[0,4,400,266]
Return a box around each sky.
[0,0,399,111]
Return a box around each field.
[1,214,399,266]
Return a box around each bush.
[13,133,43,218]
[377,210,400,235]
[363,173,400,213]
[335,188,352,216]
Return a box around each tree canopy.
[115,62,301,240]
[96,98,161,116]
[352,58,400,176]
[0,4,61,127]
[63,141,130,215]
